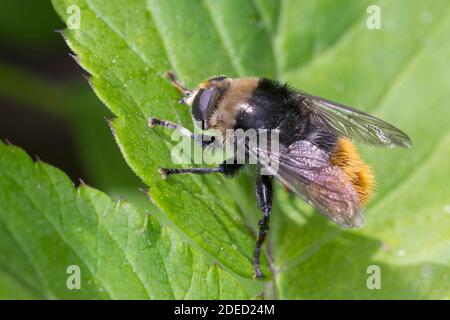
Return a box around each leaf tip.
[104,117,117,137]
[138,187,149,194]
[54,28,66,38]
[82,74,95,90]
[141,187,157,206]
[116,195,127,207]
[68,53,82,67]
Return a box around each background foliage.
[0,0,449,299]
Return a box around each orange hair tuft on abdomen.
[330,138,375,206]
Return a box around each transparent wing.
[299,93,412,148]
[248,140,364,228]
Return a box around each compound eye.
[191,88,221,130]
[198,88,214,118]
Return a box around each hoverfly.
[149,72,411,278]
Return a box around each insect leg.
[166,70,193,96]
[159,167,223,179]
[253,173,273,279]
[159,162,244,179]
[149,117,216,147]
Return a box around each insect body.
[149,72,411,278]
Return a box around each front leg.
[253,173,273,279]
[159,161,244,179]
[149,117,216,147]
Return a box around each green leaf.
[273,0,450,298]
[51,0,271,280]
[0,141,249,299]
[0,269,40,300]
[51,0,450,299]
